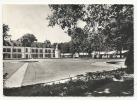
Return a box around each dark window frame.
[7,48,11,52]
[3,48,6,52]
[18,49,21,52]
[40,49,42,53]
[26,48,28,52]
[13,49,16,52]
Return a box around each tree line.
[3,4,133,58]
[47,4,133,58]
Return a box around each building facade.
[3,46,56,59]
[3,40,61,59]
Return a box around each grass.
[4,59,131,96]
[3,78,112,96]
[3,62,25,79]
[3,68,134,96]
[4,78,133,96]
[3,59,125,86]
[91,79,134,96]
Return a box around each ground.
[3,58,126,88]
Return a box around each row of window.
[3,54,22,58]
[3,48,21,52]
[30,54,55,58]
[3,53,55,58]
[31,49,55,53]
[3,48,55,53]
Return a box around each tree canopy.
[3,24,11,46]
[17,33,37,47]
[47,4,133,57]
[44,39,51,44]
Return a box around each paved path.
[4,63,28,88]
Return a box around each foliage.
[3,68,133,96]
[47,5,85,29]
[3,24,11,45]
[44,39,51,44]
[69,27,88,54]
[17,33,37,47]
[59,42,71,53]
[47,4,133,57]
[125,44,134,74]
[102,5,133,58]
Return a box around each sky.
[3,5,78,44]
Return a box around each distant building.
[3,40,60,59]
[61,50,129,59]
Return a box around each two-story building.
[3,40,59,59]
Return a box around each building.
[3,40,60,59]
[60,50,129,59]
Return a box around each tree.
[47,4,133,59]
[47,4,111,57]
[47,5,85,30]
[44,39,51,44]
[125,44,134,74]
[3,24,11,46]
[103,5,133,58]
[69,27,88,55]
[59,42,70,54]
[17,33,37,47]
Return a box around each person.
[125,44,134,74]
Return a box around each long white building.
[3,40,60,59]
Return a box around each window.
[7,54,11,58]
[49,54,51,58]
[26,48,28,52]
[32,49,34,52]
[40,49,42,53]
[36,49,38,53]
[48,50,51,53]
[18,49,21,52]
[45,50,47,53]
[31,54,37,58]
[13,49,16,52]
[7,48,11,52]
[3,53,11,58]
[53,50,55,53]
[53,54,55,57]
[40,54,43,58]
[18,54,22,58]
[45,54,48,57]
[3,48,6,52]
[12,54,16,58]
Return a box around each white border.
[0,0,136,100]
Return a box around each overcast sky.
[3,5,76,43]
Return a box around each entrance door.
[26,54,28,59]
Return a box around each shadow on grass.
[3,67,134,96]
[3,78,134,96]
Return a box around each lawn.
[3,59,125,87]
[3,59,134,96]
[4,73,133,96]
[3,62,25,79]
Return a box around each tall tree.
[103,5,133,58]
[44,39,51,44]
[47,4,111,56]
[17,33,37,47]
[69,27,88,55]
[47,4,133,59]
[47,5,85,30]
[3,24,11,46]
